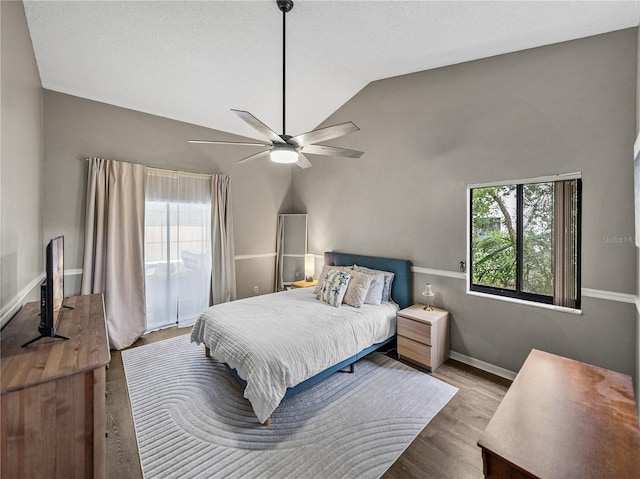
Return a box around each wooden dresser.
[1,294,110,479]
[397,304,449,372]
[478,349,640,479]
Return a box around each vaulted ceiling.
[24,1,640,141]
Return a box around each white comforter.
[190,287,398,423]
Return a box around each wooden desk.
[477,349,640,479]
[1,294,110,478]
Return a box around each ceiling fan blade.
[232,110,285,144]
[236,150,272,164]
[296,152,312,169]
[300,144,363,158]
[189,140,270,146]
[289,121,360,147]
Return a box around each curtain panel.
[274,215,285,291]
[553,180,579,308]
[210,175,237,304]
[81,157,147,350]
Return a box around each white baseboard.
[0,273,46,329]
[449,350,517,381]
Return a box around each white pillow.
[354,265,395,302]
[317,270,351,307]
[343,271,374,308]
[314,264,353,294]
[363,272,385,305]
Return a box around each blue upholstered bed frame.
[324,251,413,310]
[226,251,413,400]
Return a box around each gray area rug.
[122,334,458,479]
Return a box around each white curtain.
[145,169,212,329]
[81,158,146,350]
[210,175,236,304]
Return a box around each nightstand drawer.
[397,316,432,345]
[398,335,432,368]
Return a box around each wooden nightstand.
[291,279,318,289]
[397,304,449,372]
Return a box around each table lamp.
[304,254,315,282]
[422,283,435,311]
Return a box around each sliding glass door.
[144,170,212,331]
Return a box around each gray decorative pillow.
[343,271,374,308]
[363,272,385,305]
[353,265,395,303]
[317,270,351,307]
[313,265,353,294]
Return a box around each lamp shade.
[304,254,315,281]
[270,144,298,164]
[422,283,435,311]
[422,283,435,298]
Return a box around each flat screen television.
[22,236,70,347]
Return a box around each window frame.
[466,174,582,310]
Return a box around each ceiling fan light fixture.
[270,143,298,164]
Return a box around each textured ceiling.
[24,1,640,141]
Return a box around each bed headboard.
[324,251,413,310]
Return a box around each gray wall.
[636,25,640,418]
[43,91,292,300]
[0,0,44,326]
[293,29,638,378]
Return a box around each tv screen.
[23,236,69,347]
[38,236,65,337]
[38,236,64,337]
[50,236,64,327]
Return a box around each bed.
[190,251,412,425]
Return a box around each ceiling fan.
[189,0,363,169]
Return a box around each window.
[469,177,581,309]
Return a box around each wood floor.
[106,327,511,479]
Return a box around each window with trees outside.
[469,177,581,310]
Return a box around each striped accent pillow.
[317,270,351,307]
[313,265,353,294]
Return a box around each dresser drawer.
[397,316,432,345]
[398,335,432,368]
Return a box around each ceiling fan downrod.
[277,1,293,136]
